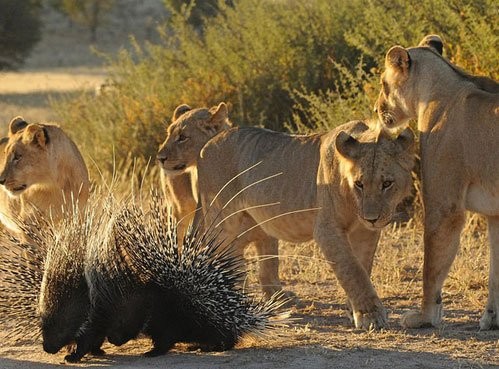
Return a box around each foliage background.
[0,0,42,70]
[52,0,498,176]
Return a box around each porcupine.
[0,207,105,357]
[64,192,289,363]
[0,231,44,342]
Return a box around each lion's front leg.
[344,224,381,324]
[480,216,499,330]
[314,218,387,330]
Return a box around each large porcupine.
[64,192,288,363]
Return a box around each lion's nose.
[157,154,167,165]
[364,215,379,225]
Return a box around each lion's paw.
[479,309,498,330]
[353,305,388,330]
[344,300,354,324]
[401,310,437,328]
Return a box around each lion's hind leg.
[402,208,465,328]
[480,216,499,330]
[253,236,282,299]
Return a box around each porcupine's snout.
[42,340,62,354]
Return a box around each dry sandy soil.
[1,225,497,369]
[0,2,497,368]
[0,276,497,369]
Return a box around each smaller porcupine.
[0,207,105,356]
[65,192,288,362]
[0,231,44,342]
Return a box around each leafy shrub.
[345,0,498,79]
[291,0,498,133]
[290,59,376,134]
[54,0,365,174]
[53,0,497,177]
[165,0,233,29]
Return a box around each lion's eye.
[382,180,393,190]
[13,153,22,162]
[176,134,188,143]
[354,180,363,190]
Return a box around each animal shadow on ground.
[0,345,494,369]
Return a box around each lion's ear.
[418,34,443,55]
[172,104,191,122]
[335,131,360,159]
[202,102,230,132]
[394,127,415,153]
[210,102,228,122]
[9,116,28,136]
[23,124,49,148]
[385,46,411,76]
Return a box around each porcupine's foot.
[143,339,175,357]
[211,340,236,352]
[197,336,236,352]
[143,347,169,357]
[64,352,84,363]
[90,347,106,356]
[90,336,106,356]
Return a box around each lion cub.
[0,117,89,235]
[157,103,232,242]
[194,119,415,330]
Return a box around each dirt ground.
[1,280,497,368]
[0,2,498,368]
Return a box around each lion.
[375,34,499,330]
[193,120,415,330]
[0,137,21,233]
[0,117,90,235]
[156,103,232,242]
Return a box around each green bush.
[54,0,365,174]
[289,59,376,134]
[164,0,233,29]
[345,0,498,79]
[291,0,498,133]
[53,0,498,177]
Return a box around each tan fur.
[0,117,90,235]
[194,121,415,329]
[157,103,232,241]
[375,35,499,329]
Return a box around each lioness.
[0,117,90,235]
[375,35,499,329]
[157,103,232,242]
[194,120,415,329]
